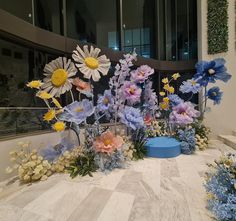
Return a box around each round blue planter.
[145,136,181,158]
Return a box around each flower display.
[207,86,223,105]
[205,154,236,221]
[130,65,154,83]
[195,58,231,86]
[26,80,43,89]
[72,77,92,97]
[72,45,111,82]
[119,106,144,130]
[180,79,201,94]
[169,102,200,125]
[41,57,77,97]
[93,131,124,154]
[60,99,94,124]
[121,81,142,104]
[97,90,114,112]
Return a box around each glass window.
[122,0,156,58]
[34,0,63,35]
[66,0,118,50]
[0,0,33,23]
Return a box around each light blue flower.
[180,79,201,94]
[207,87,223,105]
[168,94,184,106]
[97,90,114,112]
[59,99,94,124]
[119,106,144,130]
[195,58,231,86]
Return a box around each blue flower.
[180,79,201,94]
[195,58,231,86]
[119,106,144,130]
[59,99,94,124]
[207,87,223,105]
[168,94,184,106]
[97,90,114,112]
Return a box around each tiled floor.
[0,140,234,221]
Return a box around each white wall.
[198,0,236,136]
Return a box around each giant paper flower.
[207,86,223,105]
[131,65,154,83]
[41,57,77,97]
[72,45,111,82]
[93,131,124,154]
[195,58,231,86]
[59,99,94,124]
[72,77,92,97]
[97,90,114,112]
[180,79,201,94]
[121,81,142,104]
[119,106,144,130]
[169,102,200,125]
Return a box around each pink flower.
[131,65,154,83]
[93,131,124,154]
[144,114,152,126]
[121,81,142,104]
[169,102,200,125]
[73,77,92,96]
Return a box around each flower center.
[104,139,112,146]
[84,57,99,69]
[51,69,68,87]
[76,107,84,112]
[129,87,135,95]
[138,71,145,76]
[212,92,217,96]
[180,111,187,115]
[208,69,215,75]
[103,97,109,105]
[191,80,196,85]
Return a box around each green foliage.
[131,128,147,160]
[67,151,97,178]
[208,0,228,54]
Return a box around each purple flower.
[168,94,184,106]
[97,90,114,112]
[59,99,94,124]
[180,79,201,94]
[169,102,200,125]
[144,81,158,110]
[121,81,142,104]
[195,58,231,86]
[207,86,223,105]
[119,106,144,130]
[131,65,154,83]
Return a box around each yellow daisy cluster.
[122,138,135,160]
[52,146,84,173]
[195,127,211,151]
[6,142,53,183]
[146,121,168,137]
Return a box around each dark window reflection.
[0,0,33,23]
[66,0,118,50]
[34,0,63,35]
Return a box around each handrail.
[0,8,197,73]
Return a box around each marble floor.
[0,140,235,221]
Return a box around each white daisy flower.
[41,57,77,97]
[72,45,111,82]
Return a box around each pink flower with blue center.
[195,58,231,86]
[169,102,200,125]
[119,106,144,130]
[97,90,114,112]
[121,81,142,104]
[59,99,94,124]
[207,86,223,105]
[131,65,154,83]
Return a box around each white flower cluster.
[195,134,209,151]
[6,142,53,183]
[147,121,168,137]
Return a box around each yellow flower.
[52,98,62,109]
[26,80,43,89]
[36,91,52,99]
[168,86,175,94]
[160,102,169,110]
[163,97,170,103]
[162,78,169,84]
[159,91,165,96]
[53,121,65,132]
[163,84,170,91]
[172,73,180,80]
[43,109,56,121]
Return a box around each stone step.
[218,135,236,150]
